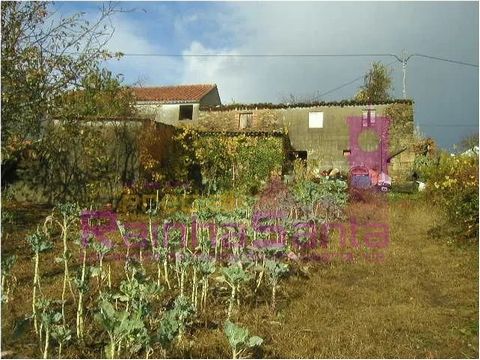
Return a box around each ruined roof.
[196,130,285,137]
[200,99,414,111]
[132,84,217,103]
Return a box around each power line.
[97,51,478,68]
[413,53,478,68]
[317,74,365,98]
[92,49,477,108]
[418,124,478,128]
[317,60,398,99]
[102,52,397,58]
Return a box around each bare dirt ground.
[1,195,478,358]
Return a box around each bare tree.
[457,132,479,152]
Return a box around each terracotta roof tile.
[132,84,216,103]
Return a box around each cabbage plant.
[54,202,79,324]
[1,254,16,303]
[51,324,72,358]
[224,320,263,359]
[198,257,216,311]
[264,259,289,310]
[27,229,53,336]
[92,241,111,294]
[73,235,92,341]
[157,295,195,344]
[37,298,62,359]
[218,263,250,320]
[95,300,146,359]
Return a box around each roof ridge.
[131,84,216,89]
[131,84,217,102]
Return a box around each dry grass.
[1,196,478,358]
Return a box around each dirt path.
[248,198,478,358]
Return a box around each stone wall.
[197,108,283,131]
[196,102,416,181]
[135,102,200,125]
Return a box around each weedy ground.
[1,194,478,358]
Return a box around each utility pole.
[396,50,414,99]
[401,49,407,99]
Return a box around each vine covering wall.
[174,126,285,194]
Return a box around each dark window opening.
[179,105,194,120]
[284,151,307,176]
[291,151,307,161]
[289,150,307,162]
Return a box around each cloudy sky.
[55,1,478,149]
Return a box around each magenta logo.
[80,111,393,264]
[347,111,391,190]
[79,210,389,263]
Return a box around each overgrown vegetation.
[173,126,285,195]
[2,189,478,358]
[1,173,353,358]
[416,150,479,240]
[1,1,122,173]
[1,2,477,359]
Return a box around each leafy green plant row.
[9,205,292,358]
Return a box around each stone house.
[133,84,221,125]
[194,101,416,180]
[135,84,415,181]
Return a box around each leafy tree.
[355,61,393,102]
[1,1,125,180]
[12,66,140,204]
[59,67,135,118]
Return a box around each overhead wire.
[93,50,477,129]
[317,60,398,99]
[92,51,478,68]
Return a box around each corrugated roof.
[132,84,217,103]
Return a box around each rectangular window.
[179,105,193,120]
[308,112,323,128]
[362,108,376,126]
[362,110,369,127]
[239,112,253,129]
[370,109,376,124]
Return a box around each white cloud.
[177,2,397,104]
[102,12,182,86]
[88,2,477,147]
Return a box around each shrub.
[175,127,285,194]
[18,119,141,206]
[418,152,478,240]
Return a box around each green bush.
[16,119,141,206]
[176,127,285,194]
[418,152,478,240]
